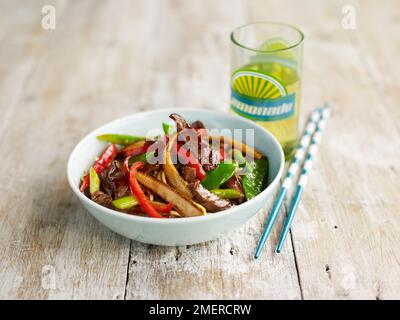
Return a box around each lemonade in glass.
[230,23,304,159]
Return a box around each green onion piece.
[210,189,242,199]
[89,167,100,195]
[162,123,176,135]
[112,196,139,210]
[96,134,146,146]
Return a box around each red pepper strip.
[79,176,90,192]
[80,144,119,192]
[151,202,173,213]
[123,156,131,176]
[177,146,206,181]
[219,147,225,161]
[129,162,164,218]
[122,143,147,157]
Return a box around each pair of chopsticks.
[254,104,331,259]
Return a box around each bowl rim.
[67,108,285,225]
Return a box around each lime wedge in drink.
[231,70,287,99]
[259,37,294,60]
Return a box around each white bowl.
[67,109,284,246]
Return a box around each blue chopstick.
[254,107,322,259]
[276,105,331,253]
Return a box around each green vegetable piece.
[232,149,246,167]
[112,196,139,210]
[162,123,176,135]
[131,151,156,164]
[96,134,146,146]
[242,158,269,200]
[210,189,242,199]
[89,167,100,195]
[201,161,238,190]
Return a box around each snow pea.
[201,161,238,190]
[242,158,269,200]
[96,134,146,146]
[210,189,242,199]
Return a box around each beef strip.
[191,120,205,129]
[99,170,113,196]
[107,160,126,181]
[141,163,162,175]
[113,179,130,198]
[91,191,114,208]
[169,113,191,132]
[181,166,197,182]
[188,181,233,212]
[223,175,244,204]
[170,113,213,174]
[99,160,130,199]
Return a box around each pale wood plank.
[350,0,400,132]
[0,0,158,299]
[0,0,67,140]
[124,0,302,300]
[2,0,398,300]
[249,0,400,299]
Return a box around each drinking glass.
[230,22,304,159]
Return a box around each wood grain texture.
[249,0,400,299]
[0,0,399,299]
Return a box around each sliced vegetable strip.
[210,189,242,199]
[93,144,119,172]
[209,135,262,160]
[112,195,173,212]
[112,195,139,210]
[123,156,131,175]
[151,201,174,213]
[122,140,147,157]
[89,167,100,195]
[80,144,119,192]
[219,147,225,161]
[129,162,164,218]
[164,134,193,199]
[136,171,206,217]
[97,134,146,146]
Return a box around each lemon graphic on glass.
[230,29,303,160]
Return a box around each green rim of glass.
[230,21,304,54]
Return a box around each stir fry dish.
[80,113,269,218]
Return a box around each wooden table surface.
[1,0,399,300]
